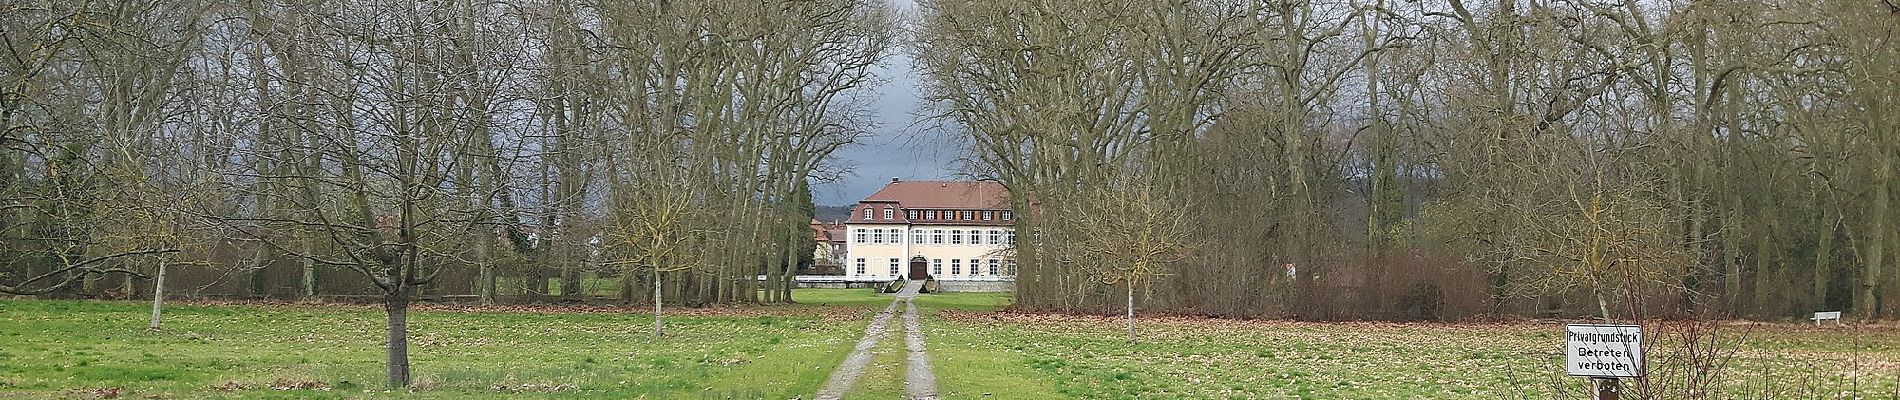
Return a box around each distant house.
[807,220,848,275]
[844,179,1016,282]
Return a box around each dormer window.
[907,210,918,220]
[926,210,936,220]
[863,207,873,219]
[1002,211,1013,221]
[982,211,994,221]
[883,207,894,220]
[961,211,973,220]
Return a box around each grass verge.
[0,295,874,399]
[927,310,1900,399]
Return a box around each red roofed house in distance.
[844,179,1016,291]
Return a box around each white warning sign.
[1564,324,1643,378]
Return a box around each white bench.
[1811,311,1843,326]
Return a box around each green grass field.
[0,290,898,399]
[924,312,1900,399]
[5,289,1900,399]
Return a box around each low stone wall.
[796,281,885,289]
[936,280,1013,292]
[785,276,1013,292]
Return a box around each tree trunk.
[560,250,582,301]
[249,247,272,299]
[1814,205,1836,311]
[1126,282,1136,344]
[384,291,412,388]
[1753,212,1776,316]
[1724,136,1744,312]
[619,268,636,305]
[782,270,795,303]
[765,223,781,304]
[301,237,319,299]
[477,236,495,304]
[782,220,799,303]
[1723,210,1742,311]
[1860,158,1889,319]
[1596,289,1612,322]
[149,260,166,331]
[653,267,664,338]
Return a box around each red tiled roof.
[848,180,1012,226]
[866,180,1008,209]
[810,220,849,243]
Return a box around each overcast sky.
[811,0,959,206]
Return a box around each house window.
[988,230,1002,245]
[927,210,937,220]
[932,230,944,244]
[892,229,904,243]
[855,258,866,275]
[961,211,973,220]
[950,230,962,245]
[863,208,873,219]
[982,211,993,220]
[889,258,900,276]
[988,259,1000,275]
[854,229,866,244]
[1002,211,1012,221]
[931,259,942,276]
[883,207,894,220]
[1006,261,1017,275]
[1006,231,1016,245]
[950,259,961,275]
[907,210,918,220]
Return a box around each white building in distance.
[844,179,1016,282]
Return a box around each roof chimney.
[891,177,901,183]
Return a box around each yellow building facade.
[842,180,1016,282]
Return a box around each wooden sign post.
[1590,377,1619,400]
[1565,324,1642,400]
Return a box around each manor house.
[843,179,1016,283]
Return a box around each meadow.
[0,293,884,399]
[3,290,1899,399]
[926,311,1900,399]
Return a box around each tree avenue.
[3,0,1899,390]
[2,0,893,388]
[913,0,1900,322]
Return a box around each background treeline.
[0,0,893,307]
[914,0,1899,321]
[5,0,1899,324]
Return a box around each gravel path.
[902,298,939,399]
[814,296,900,400]
[815,281,938,400]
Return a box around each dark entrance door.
[907,256,929,280]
